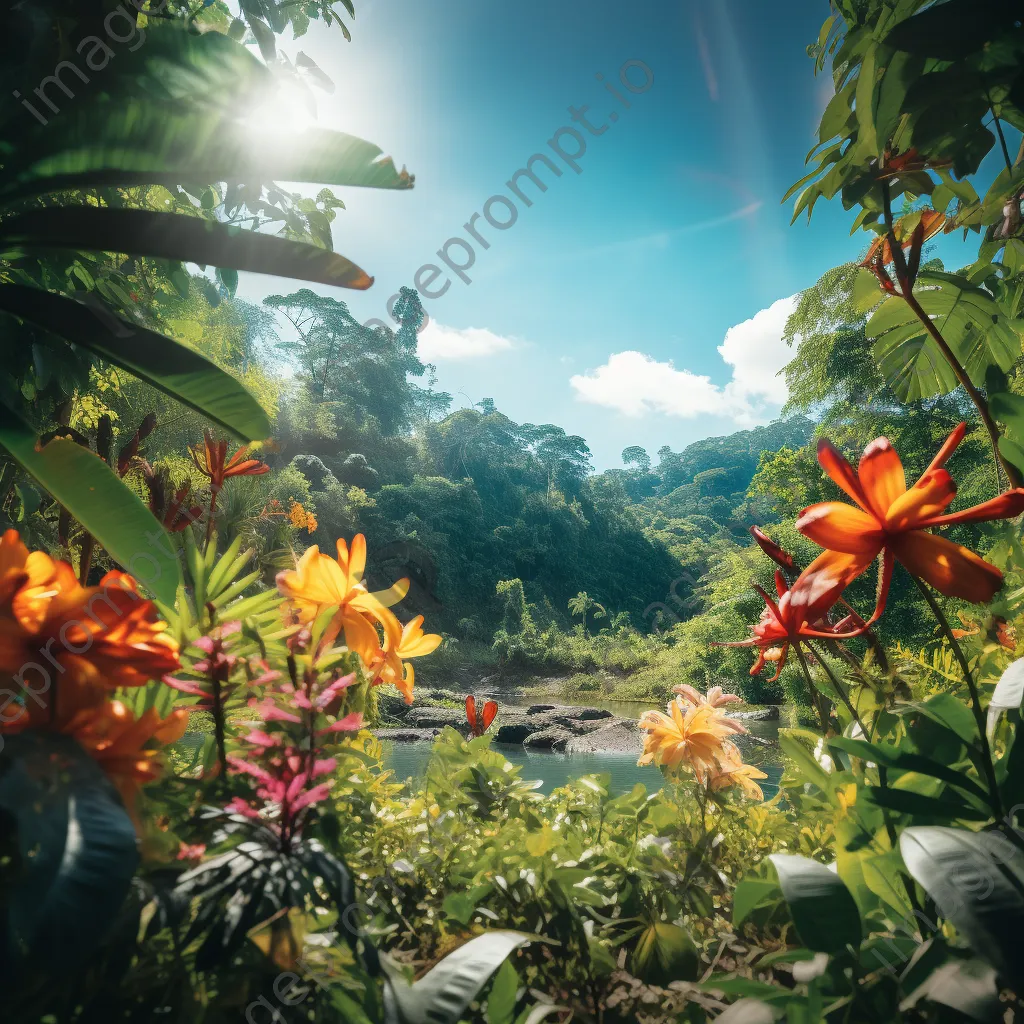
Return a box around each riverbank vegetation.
[3,0,1024,1021]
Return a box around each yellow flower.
[276,535,409,666]
[370,615,443,704]
[638,699,744,774]
[708,760,769,801]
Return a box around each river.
[380,693,783,800]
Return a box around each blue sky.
[238,0,983,470]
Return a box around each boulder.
[727,707,780,721]
[495,722,535,744]
[375,727,441,742]
[402,706,466,729]
[524,727,573,751]
[564,720,642,754]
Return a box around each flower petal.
[922,423,967,476]
[787,548,875,627]
[796,503,884,554]
[884,469,957,530]
[858,436,906,518]
[817,439,871,510]
[890,531,1004,603]
[917,488,1024,529]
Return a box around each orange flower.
[288,500,318,534]
[276,535,408,668]
[708,760,769,801]
[672,684,743,710]
[638,699,745,774]
[0,533,179,730]
[188,429,270,492]
[66,700,188,817]
[797,424,1024,607]
[716,551,877,681]
[370,614,442,703]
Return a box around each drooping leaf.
[901,958,1001,1023]
[0,284,270,441]
[0,408,178,604]
[383,930,532,1024]
[3,99,413,205]
[768,854,862,955]
[0,732,139,966]
[901,826,1024,986]
[0,208,373,290]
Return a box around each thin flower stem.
[912,575,1004,818]
[794,644,831,734]
[805,641,867,735]
[879,182,1021,488]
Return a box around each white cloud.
[418,322,516,362]
[569,295,797,425]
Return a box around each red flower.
[465,695,497,737]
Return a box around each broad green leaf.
[865,786,991,821]
[990,392,1024,441]
[0,284,270,441]
[733,877,781,926]
[901,826,1024,986]
[487,960,519,1024]
[908,693,981,749]
[383,930,532,1024]
[0,732,139,965]
[631,921,700,986]
[998,436,1024,475]
[851,266,884,313]
[0,410,178,604]
[769,853,862,955]
[0,208,374,290]
[902,958,1001,1023]
[779,727,832,792]
[828,737,991,805]
[4,99,413,205]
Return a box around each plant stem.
[78,533,95,586]
[992,107,1013,173]
[912,575,1003,818]
[880,182,1021,487]
[794,644,832,734]
[806,641,867,735]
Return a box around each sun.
[242,78,318,145]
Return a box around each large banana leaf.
[0,284,270,441]
[0,732,139,967]
[0,208,373,289]
[2,100,412,205]
[0,407,179,603]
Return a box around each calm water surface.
[381,705,783,800]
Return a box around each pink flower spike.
[286,773,310,803]
[241,728,280,749]
[292,783,332,811]
[292,690,313,710]
[311,757,337,779]
[316,673,357,708]
[248,697,302,723]
[162,675,209,697]
[226,755,275,785]
[249,669,282,687]
[317,712,364,735]
[225,797,261,819]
